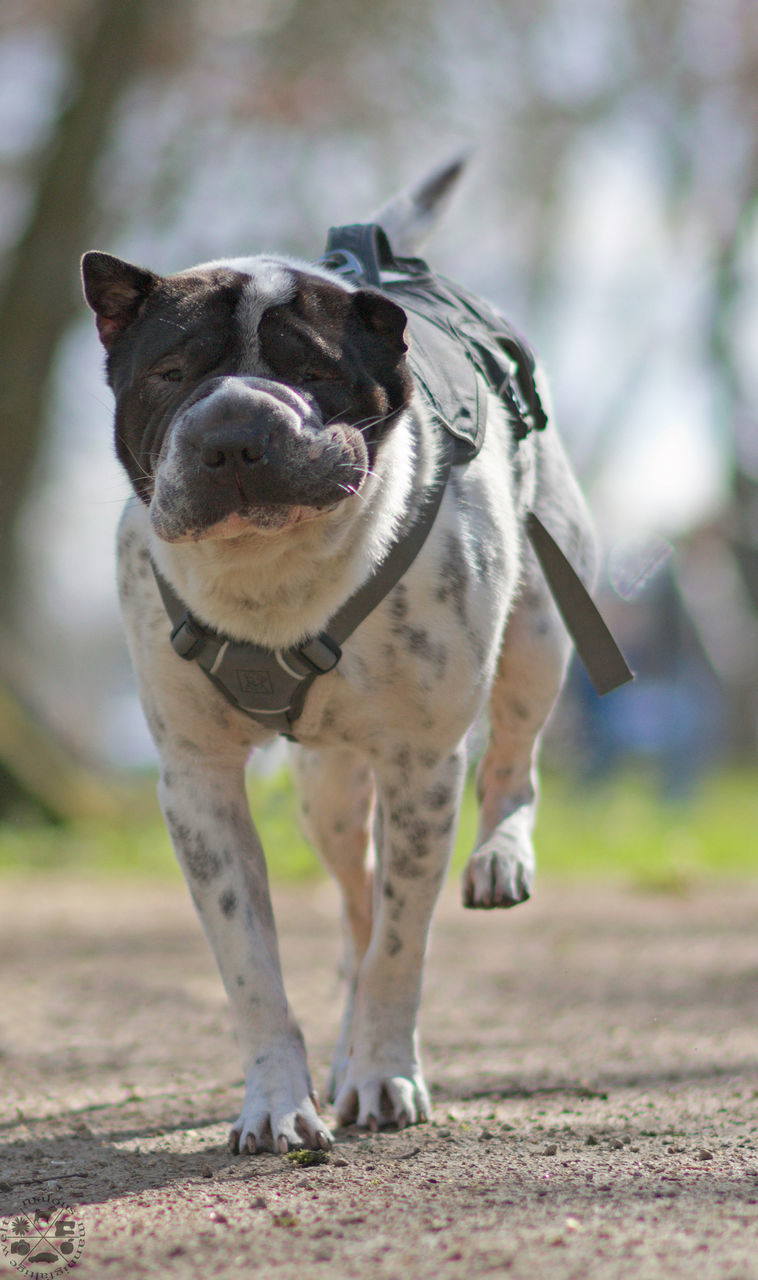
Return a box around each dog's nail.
[317,1130,331,1150]
[368,1115,379,1133]
[278,1135,289,1154]
[397,1112,408,1130]
[228,1130,240,1154]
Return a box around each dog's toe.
[462,831,534,908]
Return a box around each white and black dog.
[82,160,601,1154]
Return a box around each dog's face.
[82,253,412,541]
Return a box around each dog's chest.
[289,451,523,751]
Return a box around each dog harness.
[153,225,632,739]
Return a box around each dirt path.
[1,875,757,1279]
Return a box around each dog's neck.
[148,410,425,650]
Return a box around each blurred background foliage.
[0,0,756,870]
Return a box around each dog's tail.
[370,150,470,257]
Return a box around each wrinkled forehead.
[175,253,354,359]
[186,254,297,323]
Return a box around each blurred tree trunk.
[0,0,151,619]
[0,0,151,819]
[0,628,133,822]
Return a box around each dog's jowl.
[83,159,596,1153]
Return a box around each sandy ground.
[1,874,758,1279]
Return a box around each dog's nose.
[199,428,269,471]
[182,379,300,472]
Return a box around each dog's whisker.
[119,438,154,484]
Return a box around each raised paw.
[334,1072,430,1132]
[462,830,534,908]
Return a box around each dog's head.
[82,253,412,541]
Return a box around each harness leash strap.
[525,512,634,697]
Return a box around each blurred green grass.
[0,766,755,891]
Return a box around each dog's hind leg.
[463,425,597,909]
[462,549,574,909]
[291,745,376,1098]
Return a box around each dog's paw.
[462,831,534,908]
[229,1093,331,1155]
[334,1072,430,1131]
[228,1049,332,1154]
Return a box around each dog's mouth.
[148,376,370,543]
[187,503,333,542]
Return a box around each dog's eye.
[158,367,183,383]
[301,366,339,384]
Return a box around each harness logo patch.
[237,669,273,695]
[1,1199,86,1277]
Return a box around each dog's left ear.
[81,251,159,350]
[353,290,408,355]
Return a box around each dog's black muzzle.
[179,377,310,476]
[150,376,369,540]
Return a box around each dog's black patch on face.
[86,257,413,536]
[258,275,412,463]
[86,261,248,502]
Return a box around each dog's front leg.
[117,507,329,1154]
[157,751,330,1154]
[333,744,467,1130]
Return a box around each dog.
[82,158,596,1154]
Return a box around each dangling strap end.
[525,511,634,697]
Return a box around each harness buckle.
[170,614,205,660]
[296,633,342,674]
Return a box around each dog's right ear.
[81,251,158,350]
